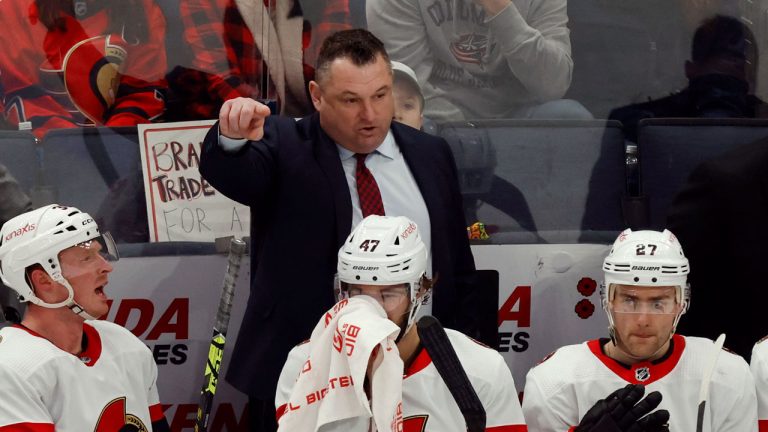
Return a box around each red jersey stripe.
[0,423,55,431]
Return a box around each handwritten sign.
[138,121,250,242]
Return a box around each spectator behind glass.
[667,135,768,361]
[367,0,592,121]
[0,0,168,139]
[167,0,357,120]
[391,60,540,237]
[392,61,426,130]
[609,14,768,143]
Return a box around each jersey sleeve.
[0,365,54,431]
[144,349,169,430]
[752,344,768,431]
[522,367,575,432]
[488,0,572,101]
[478,351,527,430]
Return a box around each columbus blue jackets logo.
[634,367,651,382]
[450,33,494,65]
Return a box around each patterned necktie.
[355,153,385,217]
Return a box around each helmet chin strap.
[67,301,99,320]
[396,283,425,344]
[57,277,99,321]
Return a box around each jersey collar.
[588,334,685,385]
[13,322,103,366]
[403,346,432,379]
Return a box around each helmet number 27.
[636,244,658,256]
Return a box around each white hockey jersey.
[523,335,757,432]
[751,337,768,432]
[0,320,164,431]
[276,328,527,432]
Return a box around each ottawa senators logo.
[63,34,128,124]
[94,397,149,432]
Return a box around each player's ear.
[28,266,54,295]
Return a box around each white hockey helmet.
[602,229,690,304]
[0,204,118,319]
[336,215,428,333]
[601,229,690,342]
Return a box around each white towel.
[277,296,404,432]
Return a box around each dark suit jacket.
[667,137,768,360]
[199,112,476,398]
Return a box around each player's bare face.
[59,241,113,318]
[311,55,395,154]
[346,283,410,327]
[610,285,681,362]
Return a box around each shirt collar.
[336,129,397,161]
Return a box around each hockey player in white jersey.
[523,228,758,432]
[0,204,169,431]
[751,338,768,431]
[276,215,527,431]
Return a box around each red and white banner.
[102,244,609,431]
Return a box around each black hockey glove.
[574,384,669,432]
[631,408,669,432]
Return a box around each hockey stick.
[195,237,247,432]
[696,333,726,432]
[417,316,486,432]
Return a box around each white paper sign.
[138,121,250,242]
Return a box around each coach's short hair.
[315,29,391,84]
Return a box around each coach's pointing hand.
[219,97,272,141]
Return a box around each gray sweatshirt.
[367,0,573,120]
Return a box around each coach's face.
[309,54,394,154]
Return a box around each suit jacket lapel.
[308,113,353,246]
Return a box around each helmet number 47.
[360,239,380,252]
[636,244,657,256]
